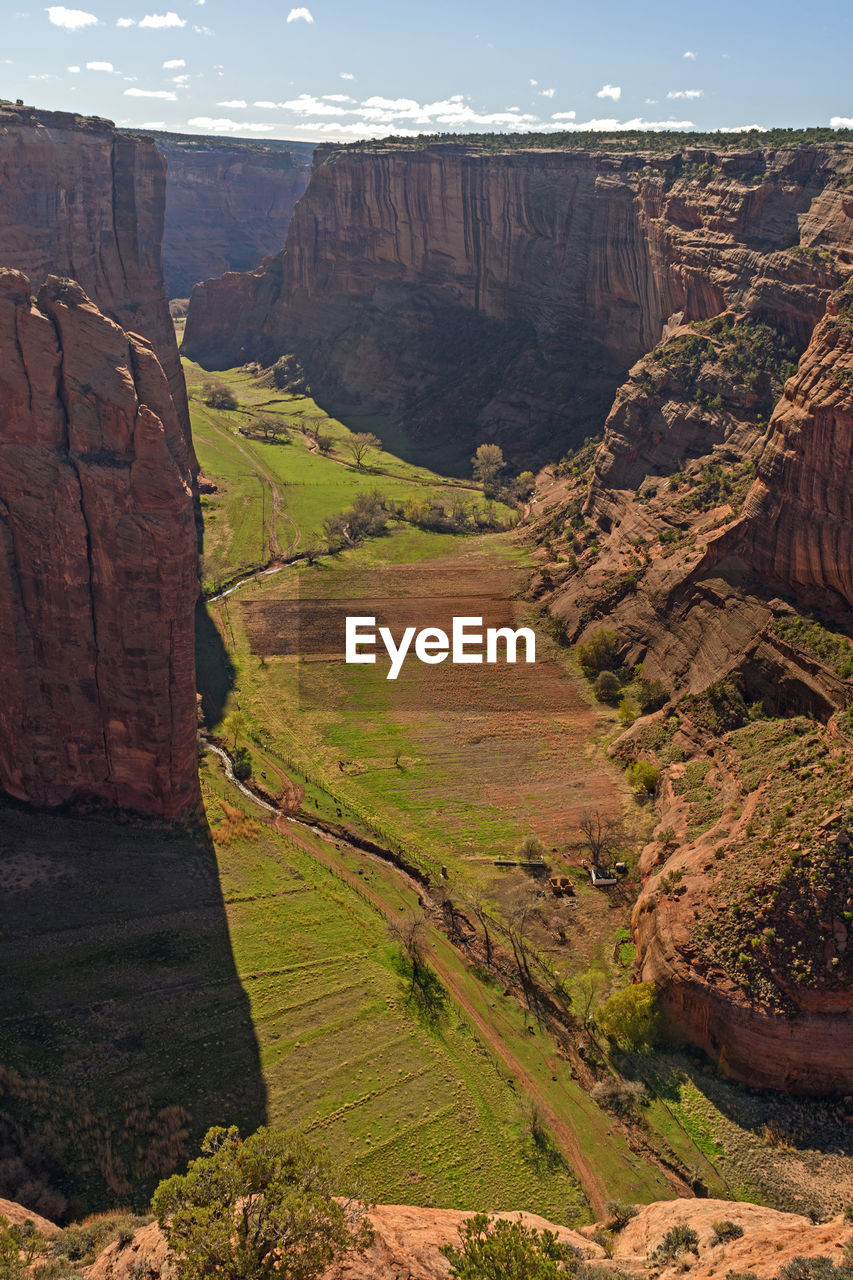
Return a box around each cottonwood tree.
[152,1126,372,1280]
[577,809,624,865]
[507,890,545,1020]
[345,432,382,470]
[472,443,505,494]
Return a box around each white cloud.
[540,87,555,98]
[186,116,277,132]
[644,98,658,104]
[193,24,212,32]
[529,78,537,86]
[163,57,184,67]
[29,73,57,80]
[831,116,853,128]
[551,110,576,120]
[279,93,348,115]
[68,63,80,71]
[124,86,177,98]
[86,59,113,70]
[217,98,246,107]
[253,100,276,108]
[716,124,767,132]
[667,89,703,99]
[139,10,185,26]
[123,74,137,80]
[141,119,166,126]
[597,84,621,101]
[339,71,354,79]
[46,5,98,28]
[116,16,135,24]
[171,73,189,83]
[323,93,352,102]
[286,6,313,20]
[683,50,697,59]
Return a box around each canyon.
[183,138,853,465]
[143,132,313,299]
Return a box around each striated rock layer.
[0,271,199,819]
[147,133,312,299]
[183,140,853,464]
[0,102,192,461]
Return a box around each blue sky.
[3,0,853,140]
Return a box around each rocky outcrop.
[81,1200,852,1280]
[0,271,199,818]
[183,140,853,465]
[0,103,192,459]
[146,134,312,298]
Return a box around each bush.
[606,1201,639,1232]
[593,671,622,704]
[151,1126,372,1280]
[440,1213,579,1279]
[202,381,238,410]
[618,695,639,727]
[712,1221,745,1246]
[516,835,547,861]
[590,1080,647,1116]
[627,760,661,795]
[269,353,307,395]
[653,1225,699,1261]
[597,982,660,1049]
[576,629,621,674]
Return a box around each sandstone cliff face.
[0,271,199,818]
[150,135,312,298]
[183,141,853,464]
[0,103,192,459]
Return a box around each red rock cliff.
[183,141,853,463]
[149,134,312,298]
[0,270,199,819]
[0,103,192,463]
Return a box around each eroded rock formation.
[183,140,853,464]
[80,1199,853,1280]
[0,102,192,458]
[146,133,312,298]
[0,271,199,818]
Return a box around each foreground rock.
[0,102,191,456]
[144,133,312,298]
[183,138,853,464]
[0,271,199,818]
[82,1200,852,1280]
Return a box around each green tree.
[597,982,660,1049]
[441,1213,578,1279]
[223,710,247,749]
[472,444,506,494]
[575,630,621,674]
[151,1126,372,1280]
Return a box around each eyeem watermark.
[345,615,536,680]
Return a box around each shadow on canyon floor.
[196,597,236,727]
[0,798,266,1222]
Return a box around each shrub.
[576,629,621,674]
[269,353,307,394]
[597,982,660,1049]
[151,1126,372,1280]
[516,835,547,861]
[440,1213,579,1279]
[653,1225,699,1261]
[590,1080,647,1116]
[636,679,669,714]
[712,1221,745,1246]
[202,381,238,410]
[618,695,639,727]
[593,671,622,704]
[627,760,661,795]
[606,1201,639,1232]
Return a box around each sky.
[3,0,853,142]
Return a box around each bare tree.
[577,809,625,865]
[345,432,382,470]
[471,898,495,968]
[507,889,545,1019]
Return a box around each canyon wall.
[183,140,853,464]
[147,134,313,298]
[0,103,192,458]
[0,271,199,818]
